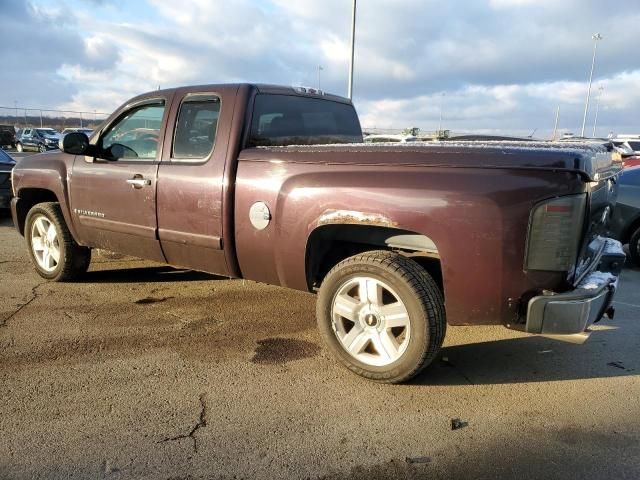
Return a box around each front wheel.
[316,251,446,383]
[629,227,640,268]
[39,144,46,153]
[25,202,91,281]
[16,142,23,152]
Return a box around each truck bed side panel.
[234,153,584,326]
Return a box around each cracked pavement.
[0,211,639,479]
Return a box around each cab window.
[172,94,220,160]
[101,102,165,161]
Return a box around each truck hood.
[243,140,622,182]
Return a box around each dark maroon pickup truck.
[10,84,626,382]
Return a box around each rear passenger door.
[156,88,235,276]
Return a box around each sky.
[1,0,639,137]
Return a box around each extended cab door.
[156,86,238,276]
[69,96,172,261]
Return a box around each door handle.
[126,176,151,189]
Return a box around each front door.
[69,98,170,262]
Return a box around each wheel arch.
[622,214,640,245]
[305,224,443,293]
[14,188,61,236]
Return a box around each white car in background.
[612,136,640,156]
[363,134,419,143]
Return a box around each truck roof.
[138,83,353,105]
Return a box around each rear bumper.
[525,238,624,336]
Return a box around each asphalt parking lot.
[1,208,639,479]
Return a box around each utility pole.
[39,110,43,128]
[347,0,356,100]
[581,33,603,137]
[317,65,323,90]
[592,85,604,137]
[552,105,560,141]
[14,101,18,126]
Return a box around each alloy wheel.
[331,276,411,367]
[30,215,60,272]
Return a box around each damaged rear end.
[521,147,625,342]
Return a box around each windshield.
[36,129,58,137]
[248,94,362,147]
[627,141,640,151]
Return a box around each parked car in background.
[0,149,16,209]
[610,166,640,267]
[610,136,640,168]
[612,136,640,154]
[621,156,640,169]
[61,128,94,137]
[0,125,16,149]
[15,128,61,153]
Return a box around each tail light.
[525,194,586,271]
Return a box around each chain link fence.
[0,106,109,131]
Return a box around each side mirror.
[62,132,90,155]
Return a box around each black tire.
[316,250,446,383]
[25,202,91,281]
[629,227,640,268]
[39,144,46,153]
[16,142,23,153]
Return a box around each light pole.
[580,33,603,137]
[552,105,560,141]
[438,92,445,133]
[317,65,323,90]
[347,0,356,99]
[592,85,604,137]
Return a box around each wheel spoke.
[380,302,410,328]
[341,323,364,351]
[347,331,370,355]
[50,245,60,263]
[379,330,400,358]
[333,294,360,321]
[32,237,45,252]
[359,278,382,305]
[370,333,393,362]
[47,224,57,242]
[34,218,47,236]
[43,251,51,269]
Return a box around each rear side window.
[248,94,362,147]
[172,94,221,160]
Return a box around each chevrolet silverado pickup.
[10,84,625,383]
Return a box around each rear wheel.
[25,202,91,281]
[629,227,640,268]
[16,142,23,152]
[316,251,446,383]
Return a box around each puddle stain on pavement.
[250,337,320,365]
